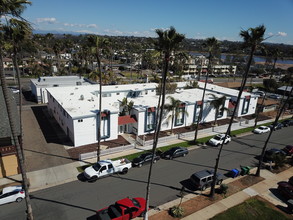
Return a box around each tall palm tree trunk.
[210,46,256,198]
[12,51,25,161]
[254,59,276,127]
[0,51,33,219]
[194,57,211,142]
[145,55,169,220]
[97,56,102,162]
[256,86,293,176]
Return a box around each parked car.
[282,145,293,156]
[268,94,281,100]
[161,147,188,159]
[83,159,132,181]
[0,186,25,205]
[190,170,224,191]
[282,120,293,127]
[207,134,231,146]
[96,197,146,220]
[268,122,284,131]
[254,91,265,97]
[263,148,286,162]
[253,126,270,134]
[132,152,160,168]
[277,182,293,200]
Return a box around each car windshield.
[213,136,222,140]
[93,163,102,171]
[139,154,149,159]
[131,198,141,208]
[168,148,178,153]
[259,127,265,130]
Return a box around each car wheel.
[201,185,207,191]
[140,211,146,217]
[170,156,173,160]
[90,176,98,182]
[217,144,220,147]
[16,197,23,203]
[138,163,142,168]
[217,179,223,185]
[121,168,128,174]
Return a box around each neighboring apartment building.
[46,81,258,147]
[0,87,20,178]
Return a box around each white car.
[253,126,270,134]
[208,134,231,146]
[0,186,25,205]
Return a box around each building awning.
[197,101,203,105]
[0,145,17,156]
[118,115,137,125]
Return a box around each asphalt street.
[0,127,292,220]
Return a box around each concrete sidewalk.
[181,167,293,220]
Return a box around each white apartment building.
[30,76,93,103]
[46,81,258,147]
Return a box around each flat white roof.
[198,82,252,97]
[31,76,92,88]
[47,86,119,118]
[129,87,227,111]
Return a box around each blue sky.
[22,0,293,44]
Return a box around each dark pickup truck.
[96,197,146,220]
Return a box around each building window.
[78,119,83,122]
[145,108,156,132]
[175,106,185,126]
[116,92,120,95]
[193,102,202,123]
[241,96,250,115]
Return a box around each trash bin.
[240,166,248,175]
[245,166,251,174]
[230,169,239,178]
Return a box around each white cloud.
[277,31,287,37]
[87,24,98,28]
[36,17,57,24]
[268,32,274,36]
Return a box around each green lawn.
[211,197,291,220]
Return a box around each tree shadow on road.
[30,195,97,213]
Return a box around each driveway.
[22,105,74,172]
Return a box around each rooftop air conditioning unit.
[80,95,84,100]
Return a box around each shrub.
[169,206,184,218]
[220,184,229,197]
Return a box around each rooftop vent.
[76,82,82,86]
[53,84,59,87]
[70,93,74,95]
[79,95,84,100]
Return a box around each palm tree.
[3,18,32,162]
[194,37,220,143]
[87,35,109,162]
[256,85,293,176]
[209,25,266,198]
[144,27,184,220]
[209,94,228,126]
[120,97,134,115]
[0,1,34,219]
[164,96,188,134]
[254,48,282,127]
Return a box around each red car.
[282,145,293,156]
[278,182,293,200]
[96,197,146,220]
